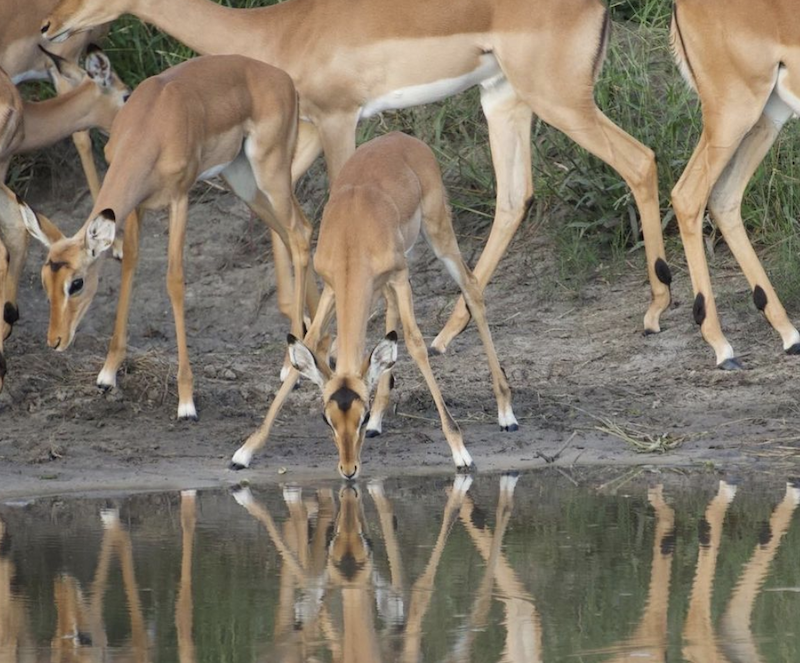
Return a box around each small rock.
[222,369,237,381]
[203,365,218,379]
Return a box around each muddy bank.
[1,175,798,499]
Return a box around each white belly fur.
[198,160,234,181]
[360,53,502,119]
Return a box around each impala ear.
[287,334,330,389]
[84,44,113,88]
[18,194,64,247]
[85,209,116,259]
[364,331,397,393]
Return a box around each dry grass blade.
[594,416,689,454]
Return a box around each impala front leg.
[166,196,197,421]
[390,275,474,472]
[72,130,101,200]
[97,209,141,390]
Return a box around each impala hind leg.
[707,92,800,354]
[97,210,141,390]
[72,130,101,200]
[390,276,474,472]
[431,85,533,353]
[424,198,518,431]
[671,95,768,367]
[365,286,399,438]
[166,197,197,421]
[1,185,30,340]
[230,285,336,469]
[0,238,7,390]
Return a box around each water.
[0,471,798,662]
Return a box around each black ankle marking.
[654,258,672,287]
[693,293,706,326]
[758,521,772,546]
[660,528,676,556]
[389,373,395,390]
[698,518,711,547]
[753,285,768,312]
[0,352,6,380]
[4,303,19,326]
[470,506,487,530]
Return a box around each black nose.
[341,465,358,480]
[41,21,51,34]
[52,337,61,350]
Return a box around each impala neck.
[19,87,101,152]
[333,272,374,376]
[134,0,282,63]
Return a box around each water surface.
[1,471,798,661]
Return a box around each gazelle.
[1,0,114,213]
[0,46,129,343]
[42,0,673,354]
[22,54,314,421]
[671,0,800,368]
[231,132,517,476]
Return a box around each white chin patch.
[231,447,253,469]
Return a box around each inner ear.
[364,332,398,393]
[84,45,112,87]
[287,334,331,389]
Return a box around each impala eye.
[68,278,84,296]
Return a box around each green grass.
[20,0,800,302]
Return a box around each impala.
[231,132,517,476]
[0,46,129,345]
[41,0,673,355]
[671,0,800,368]
[23,55,314,420]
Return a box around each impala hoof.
[457,461,477,474]
[786,342,800,355]
[501,423,519,432]
[365,428,381,438]
[428,343,445,356]
[643,327,660,336]
[229,461,247,471]
[718,357,743,371]
[177,401,198,421]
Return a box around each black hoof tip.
[97,383,112,394]
[788,477,800,489]
[786,342,800,356]
[718,357,744,371]
[503,470,520,478]
[643,328,660,337]
[457,462,477,474]
[229,462,247,471]
[501,423,519,433]
[180,414,200,422]
[365,429,381,438]
[428,344,444,356]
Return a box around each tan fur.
[233,132,516,476]
[43,0,672,350]
[26,55,313,420]
[671,0,800,365]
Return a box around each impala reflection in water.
[0,473,798,661]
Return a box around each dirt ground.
[1,162,798,499]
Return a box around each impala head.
[21,205,116,351]
[41,45,130,129]
[328,485,373,585]
[42,0,129,43]
[288,332,397,480]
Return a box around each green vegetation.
[22,0,800,301]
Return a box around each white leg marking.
[177,400,198,420]
[783,328,800,351]
[453,474,473,495]
[231,446,253,469]
[498,404,519,430]
[282,485,302,503]
[452,446,474,470]
[367,480,385,499]
[500,472,519,495]
[720,480,738,502]
[365,410,384,435]
[96,367,118,389]
[715,342,736,366]
[232,485,254,507]
[100,508,120,529]
[181,489,197,498]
